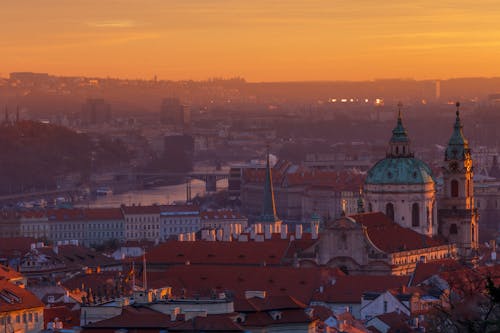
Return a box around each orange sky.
[2,0,500,81]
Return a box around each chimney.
[311,222,319,240]
[250,229,256,240]
[281,224,288,239]
[216,229,223,241]
[264,224,272,240]
[295,224,303,240]
[210,229,216,241]
[171,307,181,321]
[178,234,184,242]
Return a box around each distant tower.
[438,102,479,263]
[256,147,282,230]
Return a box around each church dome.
[366,157,434,185]
[365,104,434,186]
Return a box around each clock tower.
[438,102,479,263]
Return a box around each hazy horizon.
[3,1,500,81]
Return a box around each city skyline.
[3,1,500,81]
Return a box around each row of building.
[0,206,247,247]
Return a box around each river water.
[84,179,227,208]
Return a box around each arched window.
[403,146,406,154]
[395,146,399,155]
[451,180,459,197]
[412,203,420,227]
[386,203,394,221]
[450,223,458,234]
[368,203,373,212]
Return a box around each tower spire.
[388,102,412,157]
[445,101,469,161]
[260,145,279,223]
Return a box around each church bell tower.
[438,102,479,263]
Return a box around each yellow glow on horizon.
[1,0,500,81]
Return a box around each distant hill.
[0,120,130,194]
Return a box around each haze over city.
[2,1,500,333]
[3,0,500,81]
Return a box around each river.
[82,179,228,208]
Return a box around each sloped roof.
[312,275,409,304]
[410,259,465,286]
[349,212,445,253]
[147,240,291,266]
[84,306,175,329]
[121,205,161,215]
[147,265,343,304]
[169,314,244,332]
[243,308,312,327]
[0,279,44,312]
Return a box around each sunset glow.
[2,0,500,81]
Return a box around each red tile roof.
[242,308,313,327]
[244,166,365,191]
[84,306,176,329]
[147,240,291,266]
[312,275,409,303]
[373,311,411,332]
[349,212,445,253]
[84,208,123,220]
[147,265,343,304]
[410,259,465,286]
[241,295,306,312]
[44,305,80,328]
[0,264,24,282]
[169,314,243,332]
[84,307,243,332]
[0,237,36,257]
[0,279,44,312]
[121,205,161,215]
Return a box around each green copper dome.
[366,157,434,185]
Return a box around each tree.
[426,267,500,333]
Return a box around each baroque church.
[298,103,479,275]
[364,102,478,261]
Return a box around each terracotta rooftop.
[410,259,465,286]
[44,305,80,329]
[0,279,44,312]
[169,314,244,332]
[147,265,343,304]
[242,308,313,327]
[0,264,24,282]
[371,311,412,332]
[146,239,292,266]
[312,274,409,304]
[243,163,364,191]
[121,205,162,215]
[349,212,445,253]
